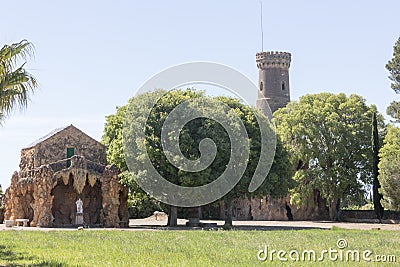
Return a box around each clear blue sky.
[1,0,399,189]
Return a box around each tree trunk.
[224,198,233,228]
[328,198,340,221]
[219,200,225,219]
[167,205,178,227]
[197,206,202,219]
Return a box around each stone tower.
[256,51,291,115]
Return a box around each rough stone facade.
[232,192,329,221]
[3,125,128,227]
[19,125,107,173]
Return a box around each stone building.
[3,125,128,227]
[256,51,291,115]
[230,51,329,221]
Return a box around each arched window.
[260,82,263,91]
[282,82,285,91]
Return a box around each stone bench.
[16,219,29,227]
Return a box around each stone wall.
[3,172,34,223]
[102,165,129,227]
[19,148,35,174]
[233,191,330,221]
[4,157,128,227]
[5,125,128,227]
[32,166,56,226]
[23,125,107,170]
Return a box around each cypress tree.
[372,112,384,221]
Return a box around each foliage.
[102,105,128,172]
[103,89,293,226]
[386,101,400,123]
[378,125,400,210]
[372,112,384,220]
[0,230,399,266]
[128,191,164,219]
[386,36,400,94]
[340,190,371,209]
[215,96,293,202]
[102,105,163,218]
[386,36,400,122]
[342,202,374,211]
[274,93,383,220]
[211,96,293,227]
[0,40,38,123]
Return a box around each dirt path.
[128,216,400,231]
[1,216,399,231]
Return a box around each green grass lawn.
[0,228,399,266]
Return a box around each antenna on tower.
[260,0,264,52]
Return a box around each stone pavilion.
[3,125,128,227]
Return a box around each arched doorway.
[51,172,103,226]
[51,173,77,226]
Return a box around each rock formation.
[232,192,330,221]
[3,125,128,227]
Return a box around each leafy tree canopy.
[103,89,293,225]
[386,36,400,94]
[274,93,384,220]
[386,36,400,122]
[378,125,400,210]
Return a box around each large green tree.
[212,96,293,227]
[0,40,38,123]
[103,89,293,227]
[274,93,382,220]
[378,125,400,210]
[386,36,400,122]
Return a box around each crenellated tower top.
[256,51,291,69]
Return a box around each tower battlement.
[256,51,291,69]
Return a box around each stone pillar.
[31,166,55,227]
[102,165,127,227]
[75,213,84,225]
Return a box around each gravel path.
[1,216,399,231]
[129,216,400,231]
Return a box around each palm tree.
[0,40,38,123]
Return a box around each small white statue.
[76,198,83,214]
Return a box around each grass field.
[0,228,399,266]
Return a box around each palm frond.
[0,40,38,123]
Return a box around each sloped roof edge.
[23,124,104,149]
